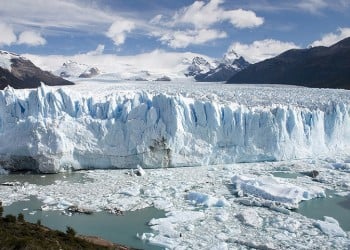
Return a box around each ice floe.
[232,174,325,208]
[314,216,347,237]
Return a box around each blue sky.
[0,0,350,62]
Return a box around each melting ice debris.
[147,210,206,248]
[314,216,347,237]
[236,208,263,228]
[328,162,350,172]
[136,165,146,176]
[0,167,9,175]
[186,192,230,207]
[119,184,140,196]
[231,174,325,208]
[0,161,350,248]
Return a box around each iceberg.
[231,174,325,208]
[314,216,347,237]
[0,82,349,173]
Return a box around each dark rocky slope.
[0,51,73,90]
[227,37,350,89]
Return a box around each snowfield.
[0,80,349,173]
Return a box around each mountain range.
[228,37,350,89]
[0,51,73,90]
[1,37,350,89]
[186,50,250,82]
[56,60,100,78]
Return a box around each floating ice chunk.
[232,174,325,207]
[335,191,350,197]
[119,185,140,196]
[186,192,230,207]
[0,167,9,175]
[149,210,205,246]
[42,196,56,205]
[153,199,173,210]
[137,232,154,241]
[328,163,350,172]
[57,199,74,209]
[148,234,179,249]
[209,242,229,250]
[215,210,229,222]
[314,216,347,237]
[150,210,205,225]
[136,165,146,176]
[271,217,301,233]
[236,208,263,228]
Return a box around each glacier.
[0,81,350,173]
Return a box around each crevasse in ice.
[0,84,349,173]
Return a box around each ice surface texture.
[0,83,350,173]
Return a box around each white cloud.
[18,30,46,46]
[0,0,115,31]
[149,0,263,49]
[87,44,105,56]
[229,39,300,63]
[310,27,350,47]
[223,9,264,29]
[297,0,328,13]
[172,0,264,29]
[149,14,163,25]
[0,22,17,46]
[160,29,227,48]
[0,0,137,48]
[106,20,135,46]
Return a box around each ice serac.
[0,84,350,173]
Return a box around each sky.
[0,0,350,63]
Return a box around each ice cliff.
[0,83,349,173]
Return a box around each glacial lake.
[3,196,165,250]
[271,171,350,231]
[1,172,165,250]
[2,170,350,248]
[297,191,350,231]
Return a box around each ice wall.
[0,84,349,173]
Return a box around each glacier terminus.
[0,81,349,173]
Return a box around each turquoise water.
[270,171,350,231]
[4,196,165,250]
[297,191,350,231]
[271,171,303,179]
[0,171,93,185]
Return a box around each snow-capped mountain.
[78,67,100,78]
[26,51,217,82]
[221,49,240,65]
[0,50,73,89]
[186,50,250,82]
[55,60,100,78]
[185,56,215,77]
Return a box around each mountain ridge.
[227,37,350,89]
[0,50,74,90]
[186,50,250,82]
